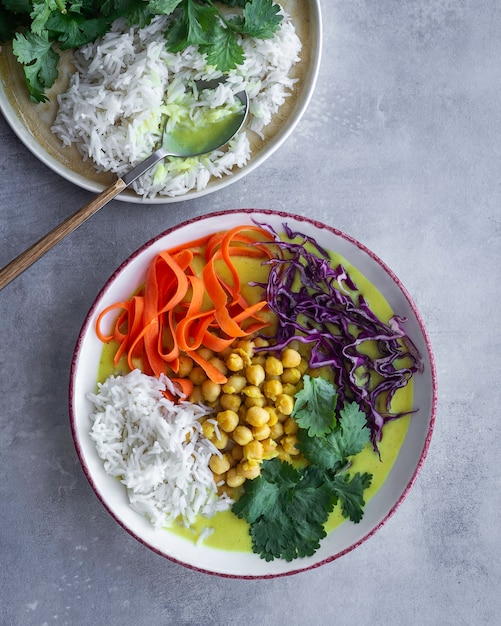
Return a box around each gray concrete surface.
[1,1,500,624]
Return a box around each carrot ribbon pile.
[96,225,276,387]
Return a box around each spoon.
[0,79,248,290]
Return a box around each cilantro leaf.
[31,0,59,36]
[329,472,373,523]
[2,0,32,14]
[4,0,284,100]
[12,30,59,102]
[338,401,371,457]
[232,458,297,523]
[241,0,282,39]
[292,374,338,437]
[200,25,244,72]
[0,4,29,42]
[298,400,371,470]
[164,0,217,51]
[99,0,152,26]
[233,460,334,562]
[46,12,109,49]
[147,0,184,14]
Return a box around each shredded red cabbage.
[253,221,423,450]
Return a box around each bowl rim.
[69,208,437,578]
[0,0,323,205]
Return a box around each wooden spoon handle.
[0,178,127,291]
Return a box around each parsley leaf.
[12,30,59,102]
[292,374,338,437]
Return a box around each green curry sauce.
[96,246,412,553]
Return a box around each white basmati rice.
[87,369,232,529]
[51,11,302,198]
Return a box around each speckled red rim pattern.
[69,209,437,578]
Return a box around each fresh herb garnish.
[232,376,373,562]
[2,0,283,102]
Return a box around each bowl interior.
[69,209,436,577]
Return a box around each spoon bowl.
[122,81,248,188]
[0,79,249,290]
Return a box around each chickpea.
[261,437,278,458]
[269,422,284,440]
[265,355,284,376]
[245,405,270,427]
[219,393,242,412]
[217,409,239,433]
[253,337,270,348]
[212,429,228,450]
[201,379,221,403]
[264,406,279,426]
[235,339,255,359]
[263,378,283,401]
[275,393,294,416]
[297,358,309,375]
[209,453,231,475]
[226,467,246,488]
[281,348,302,368]
[177,354,194,378]
[251,354,266,366]
[231,445,244,462]
[244,395,266,408]
[188,386,203,404]
[222,374,246,394]
[275,445,292,463]
[245,363,265,386]
[242,384,263,399]
[233,425,253,446]
[236,347,253,367]
[209,356,228,376]
[284,417,298,435]
[212,472,225,486]
[243,439,264,461]
[202,420,216,440]
[281,367,301,385]
[282,435,300,455]
[252,424,271,441]
[189,366,207,385]
[282,383,297,397]
[197,347,214,361]
[236,460,261,480]
[226,352,244,372]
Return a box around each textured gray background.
[1,1,500,624]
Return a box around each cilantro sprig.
[232,376,373,562]
[2,0,283,102]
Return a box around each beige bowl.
[0,1,322,204]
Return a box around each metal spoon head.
[161,82,249,158]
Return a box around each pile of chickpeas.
[176,337,308,494]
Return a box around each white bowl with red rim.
[69,209,437,577]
